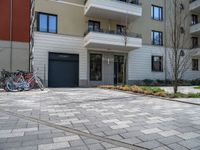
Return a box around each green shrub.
[143,79,154,85]
[156,80,166,85]
[187,93,200,98]
[191,78,200,85]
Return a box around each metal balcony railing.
[84,0,141,6]
[84,29,142,38]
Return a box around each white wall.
[128,45,166,81]
[33,32,88,85]
[33,33,200,86]
[128,45,200,81]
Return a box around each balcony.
[189,0,200,12]
[84,0,142,22]
[84,29,142,51]
[190,23,200,35]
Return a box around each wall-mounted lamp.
[180,50,185,57]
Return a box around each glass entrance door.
[114,55,126,85]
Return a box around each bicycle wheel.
[0,78,3,89]
[30,81,36,89]
[5,80,18,92]
[35,77,44,91]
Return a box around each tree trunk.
[173,0,178,94]
[173,82,178,94]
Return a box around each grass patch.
[140,86,164,93]
[168,92,200,98]
[194,86,200,90]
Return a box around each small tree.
[166,0,197,93]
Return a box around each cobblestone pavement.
[0,88,200,150]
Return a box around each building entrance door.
[114,55,126,84]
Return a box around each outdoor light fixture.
[180,50,185,57]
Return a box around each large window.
[151,31,163,46]
[151,5,163,21]
[152,56,163,72]
[88,20,100,32]
[192,59,199,71]
[192,14,198,25]
[38,12,57,33]
[90,54,102,81]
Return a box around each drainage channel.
[0,108,149,150]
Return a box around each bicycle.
[5,70,44,92]
[0,70,12,89]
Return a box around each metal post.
[164,0,167,81]
[9,0,13,72]
[44,64,46,87]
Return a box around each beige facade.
[34,0,166,45]
[35,0,85,36]
[32,0,200,87]
[190,0,200,44]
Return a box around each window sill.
[151,18,163,22]
[37,31,57,34]
[151,44,164,47]
[151,71,164,73]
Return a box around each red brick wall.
[0,0,30,42]
[0,0,10,41]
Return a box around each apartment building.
[190,0,200,75]
[0,0,31,72]
[31,0,200,87]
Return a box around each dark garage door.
[48,53,79,87]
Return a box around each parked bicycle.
[0,70,12,89]
[1,70,44,92]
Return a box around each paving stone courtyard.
[0,88,200,150]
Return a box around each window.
[88,20,100,32]
[192,14,198,25]
[180,27,185,34]
[116,25,126,35]
[151,31,163,46]
[192,59,199,71]
[151,5,163,21]
[38,12,57,33]
[192,37,198,48]
[152,56,163,72]
[90,54,102,81]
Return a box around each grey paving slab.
[0,88,200,150]
[168,143,189,150]
[157,136,183,145]
[0,114,120,150]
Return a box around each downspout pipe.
[9,0,13,72]
[164,0,167,81]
